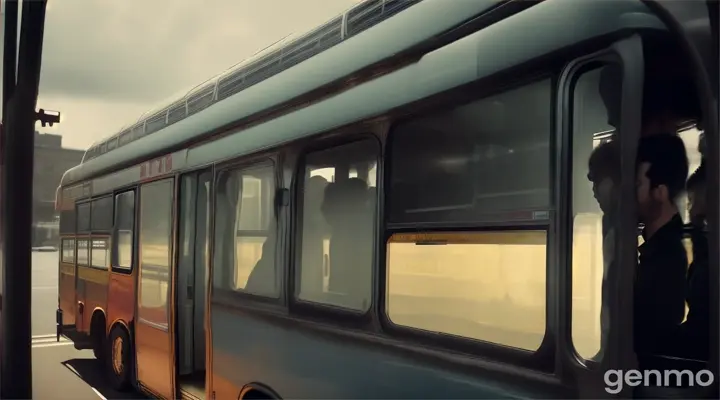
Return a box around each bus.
[54,0,718,399]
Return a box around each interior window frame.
[289,133,381,326]
[210,154,284,306]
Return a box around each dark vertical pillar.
[0,0,19,393]
[1,0,48,398]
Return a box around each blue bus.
[55,0,718,398]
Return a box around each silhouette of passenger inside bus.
[321,177,372,308]
[634,134,689,361]
[681,162,709,360]
[586,139,621,360]
[245,188,277,296]
[300,175,329,294]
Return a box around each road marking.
[32,333,60,340]
[31,334,71,347]
[32,341,73,348]
[91,387,107,400]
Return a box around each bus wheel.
[106,325,133,391]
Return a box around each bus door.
[176,169,212,398]
[135,178,176,399]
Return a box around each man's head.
[588,140,620,214]
[635,134,689,224]
[687,161,706,226]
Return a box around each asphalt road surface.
[32,251,60,336]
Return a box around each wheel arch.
[238,382,282,400]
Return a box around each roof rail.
[81,0,423,164]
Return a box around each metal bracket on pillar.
[36,109,61,128]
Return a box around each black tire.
[92,324,105,361]
[105,325,133,392]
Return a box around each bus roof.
[61,0,668,189]
[80,0,429,162]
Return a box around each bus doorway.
[177,169,212,399]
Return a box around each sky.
[3,0,361,150]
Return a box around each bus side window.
[212,162,278,298]
[296,139,378,311]
[569,65,620,361]
[385,78,551,351]
[112,191,135,270]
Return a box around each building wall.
[32,132,84,225]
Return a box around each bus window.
[76,202,91,233]
[90,239,109,269]
[61,238,75,264]
[90,196,113,232]
[389,79,551,224]
[138,179,174,328]
[387,231,547,350]
[297,139,378,311]
[570,65,620,360]
[386,78,551,349]
[113,191,135,270]
[76,239,89,266]
[213,162,277,297]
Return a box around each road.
[30,250,146,399]
[32,251,60,336]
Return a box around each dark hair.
[636,134,689,201]
[686,160,706,192]
[588,139,620,182]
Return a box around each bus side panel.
[76,265,109,333]
[106,271,135,331]
[210,308,542,399]
[58,260,76,326]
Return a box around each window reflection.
[138,179,173,327]
[386,231,547,350]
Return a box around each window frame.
[89,237,110,270]
[380,72,559,370]
[61,238,76,264]
[289,133,382,326]
[210,154,284,306]
[111,189,136,274]
[75,238,91,267]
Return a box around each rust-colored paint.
[135,321,174,399]
[77,264,109,334]
[107,270,136,335]
[58,261,76,326]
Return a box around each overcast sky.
[10,0,360,150]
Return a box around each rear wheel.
[106,325,133,392]
[91,314,106,361]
